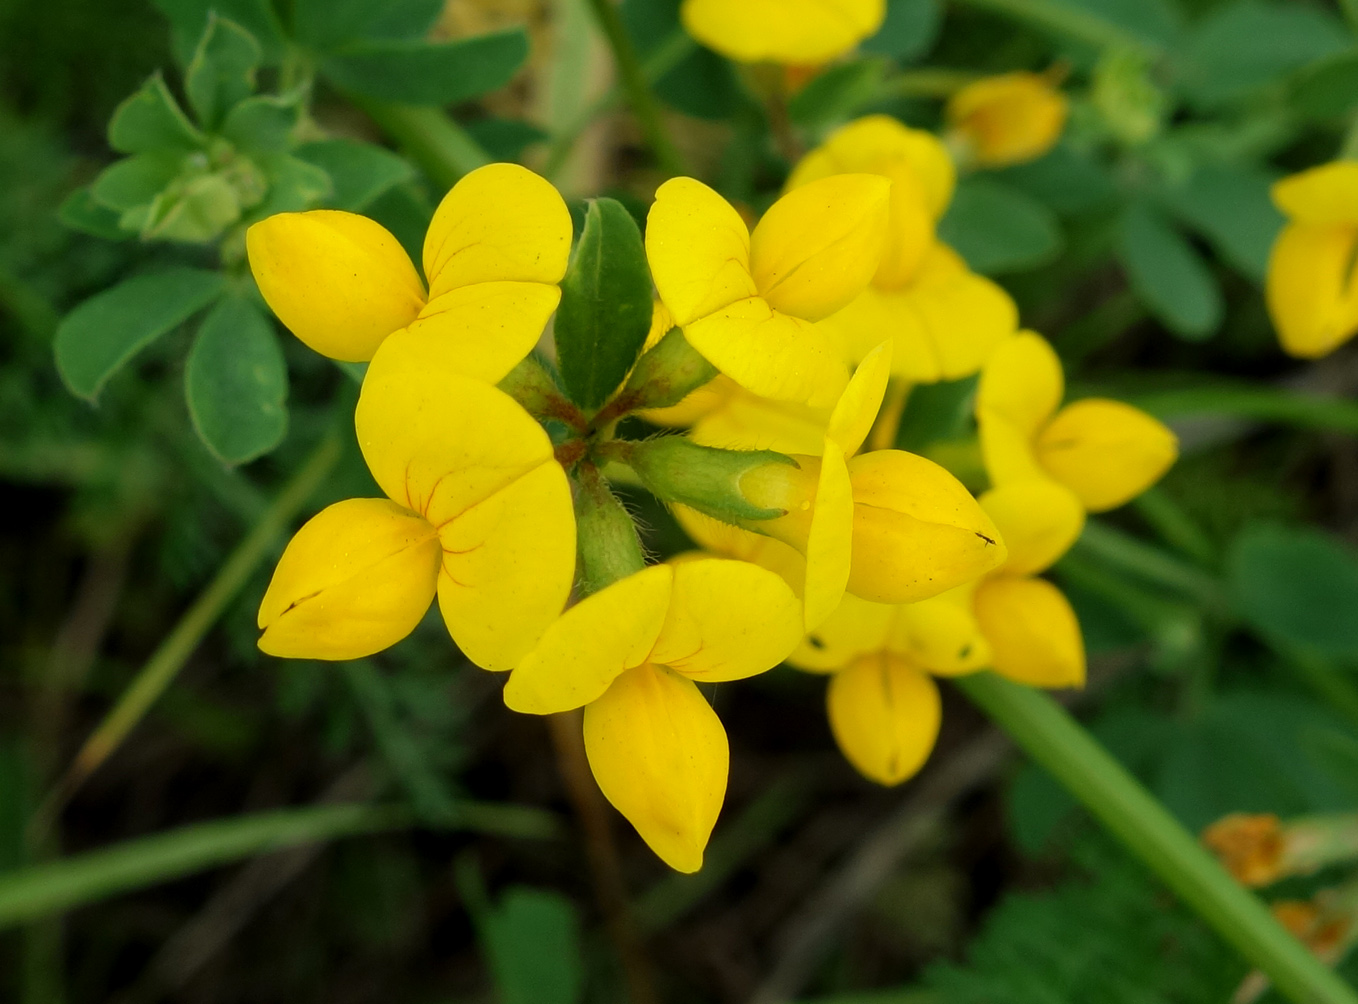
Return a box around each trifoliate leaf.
[1117,201,1222,341]
[479,887,584,1004]
[58,188,131,241]
[938,178,1063,275]
[90,152,182,212]
[108,72,205,154]
[220,93,302,154]
[321,29,530,105]
[55,268,225,400]
[554,198,653,413]
[1160,163,1283,282]
[295,139,414,211]
[861,0,942,63]
[185,13,262,129]
[152,0,287,64]
[185,294,288,464]
[293,0,444,51]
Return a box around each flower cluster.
[246,115,1176,872]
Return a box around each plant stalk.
[582,0,685,175]
[956,672,1358,1004]
[953,0,1159,53]
[32,431,341,837]
[356,100,493,190]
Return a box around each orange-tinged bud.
[947,71,1069,169]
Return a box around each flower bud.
[247,210,426,362]
[947,71,1068,169]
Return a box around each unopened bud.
[1204,811,1358,888]
[616,437,795,526]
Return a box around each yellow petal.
[788,116,956,287]
[684,297,849,407]
[423,163,572,299]
[673,504,775,561]
[977,330,1063,435]
[584,663,728,873]
[789,591,893,672]
[689,385,829,454]
[974,576,1085,688]
[1036,399,1178,512]
[651,559,802,681]
[1266,222,1358,359]
[503,566,674,714]
[646,177,757,327]
[889,584,990,676]
[750,174,891,322]
[977,331,1064,486]
[246,210,425,362]
[827,653,941,786]
[680,0,885,65]
[827,340,892,456]
[390,281,561,385]
[804,443,856,630]
[258,498,438,660]
[979,480,1085,576]
[846,450,1007,603]
[436,460,576,671]
[947,72,1068,169]
[357,336,556,525]
[1271,161,1358,226]
[821,245,1016,383]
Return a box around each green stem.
[1132,486,1217,565]
[355,100,493,190]
[43,431,341,818]
[952,0,1158,52]
[582,0,686,175]
[1124,384,1358,436]
[1075,520,1227,611]
[955,672,1358,1004]
[543,29,695,182]
[875,68,980,101]
[0,800,558,930]
[1280,647,1358,733]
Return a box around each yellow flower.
[247,162,572,375]
[646,174,890,407]
[977,331,1178,512]
[678,345,1007,626]
[257,336,576,671]
[1266,161,1358,358]
[946,71,1069,169]
[680,0,885,66]
[503,559,803,872]
[787,116,1018,382]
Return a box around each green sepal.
[618,327,718,413]
[141,172,245,243]
[574,468,647,597]
[108,72,206,154]
[498,355,581,429]
[620,437,793,525]
[554,197,653,413]
[185,13,262,130]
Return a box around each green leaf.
[54,268,226,400]
[184,13,261,129]
[245,154,333,221]
[322,29,530,105]
[937,178,1063,275]
[90,152,182,211]
[107,72,205,154]
[296,139,414,211]
[1177,0,1349,110]
[995,145,1118,216]
[554,198,653,412]
[463,118,550,162]
[788,58,889,132]
[58,187,131,241]
[860,0,942,62]
[1228,523,1358,658]
[1117,202,1222,341]
[185,295,288,464]
[0,804,405,930]
[294,0,443,50]
[1159,163,1284,282]
[151,0,288,64]
[481,887,584,1004]
[1291,51,1358,120]
[220,93,302,154]
[622,0,742,121]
